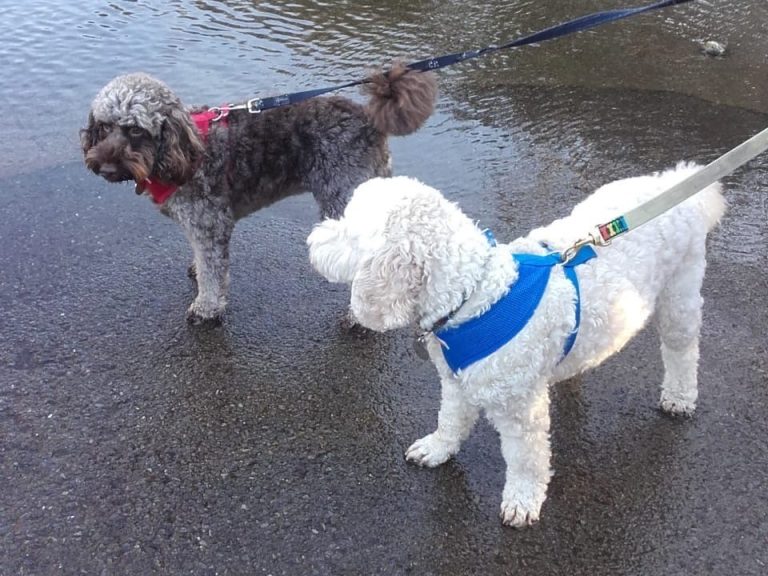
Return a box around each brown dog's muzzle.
[85,130,153,184]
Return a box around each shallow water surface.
[1,0,767,178]
[4,0,766,252]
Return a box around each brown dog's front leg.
[182,218,233,325]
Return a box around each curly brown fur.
[81,67,437,323]
[155,107,206,185]
[363,63,438,136]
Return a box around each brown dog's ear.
[79,112,98,156]
[155,106,205,185]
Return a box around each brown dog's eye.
[98,123,113,138]
[127,126,145,138]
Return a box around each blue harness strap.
[560,245,596,357]
[435,245,596,374]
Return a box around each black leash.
[239,0,696,114]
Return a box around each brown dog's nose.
[98,164,118,177]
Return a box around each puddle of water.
[0,0,765,260]
[1,0,767,178]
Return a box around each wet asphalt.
[3,2,768,575]
[3,134,767,575]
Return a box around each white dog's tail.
[307,219,362,284]
[698,184,727,233]
[677,162,727,232]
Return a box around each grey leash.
[563,125,768,261]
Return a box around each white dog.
[307,166,725,527]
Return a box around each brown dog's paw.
[186,301,224,327]
[186,310,223,327]
[338,311,374,337]
[338,310,359,331]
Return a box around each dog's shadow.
[417,370,693,534]
[544,371,696,535]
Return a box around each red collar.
[142,108,227,204]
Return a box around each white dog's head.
[308,176,492,331]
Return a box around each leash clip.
[561,228,608,264]
[209,106,230,123]
[246,98,264,114]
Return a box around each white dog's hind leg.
[656,251,706,416]
[406,376,479,467]
[488,385,553,528]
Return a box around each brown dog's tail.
[363,63,438,136]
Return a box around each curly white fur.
[307,166,725,527]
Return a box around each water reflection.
[1,0,766,191]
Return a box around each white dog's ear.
[350,241,422,331]
[307,218,362,283]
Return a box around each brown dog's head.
[80,73,205,190]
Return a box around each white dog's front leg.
[487,386,552,528]
[406,375,479,467]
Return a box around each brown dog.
[81,64,437,323]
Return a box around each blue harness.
[435,238,597,374]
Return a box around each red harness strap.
[143,108,227,204]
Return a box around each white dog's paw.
[499,498,541,528]
[659,392,696,417]
[405,433,458,467]
[499,480,548,528]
